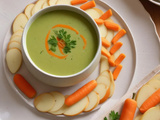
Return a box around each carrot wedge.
[101,46,111,58]
[14,74,37,98]
[115,53,126,66]
[80,1,96,10]
[104,21,120,31]
[110,42,123,55]
[101,37,111,48]
[113,64,122,80]
[140,88,160,113]
[65,80,97,106]
[71,0,88,5]
[99,9,112,20]
[112,29,126,44]
[94,19,104,25]
[119,98,137,120]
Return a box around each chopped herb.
[104,117,108,120]
[48,35,57,52]
[40,50,43,54]
[104,111,120,120]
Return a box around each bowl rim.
[22,5,101,78]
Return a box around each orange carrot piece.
[94,19,104,25]
[71,0,88,5]
[110,42,123,55]
[140,88,160,113]
[101,37,111,48]
[108,55,115,67]
[112,29,126,44]
[104,21,120,31]
[113,64,122,80]
[13,74,36,98]
[80,1,96,10]
[80,34,87,49]
[119,98,137,120]
[101,46,111,58]
[99,9,112,20]
[65,80,97,106]
[115,53,126,66]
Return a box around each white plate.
[2,0,136,118]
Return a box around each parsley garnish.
[104,111,120,120]
[48,29,76,54]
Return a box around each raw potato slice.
[11,29,23,39]
[98,24,108,37]
[48,92,65,113]
[85,8,103,19]
[7,41,21,51]
[108,71,115,97]
[113,49,120,60]
[94,83,110,103]
[135,84,156,108]
[6,48,22,73]
[24,4,34,19]
[100,55,109,73]
[31,0,46,15]
[48,0,58,6]
[10,35,22,43]
[42,0,49,9]
[141,106,160,120]
[84,91,100,112]
[34,93,55,112]
[150,74,160,81]
[12,13,28,33]
[134,114,142,120]
[63,97,89,116]
[56,0,71,5]
[147,79,160,90]
[100,70,110,78]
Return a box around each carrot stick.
[104,21,120,31]
[71,0,88,5]
[80,1,96,10]
[119,98,137,120]
[99,9,112,20]
[113,64,122,80]
[101,37,111,48]
[110,42,123,55]
[13,74,36,98]
[80,34,87,49]
[112,29,126,44]
[115,53,126,66]
[140,88,160,113]
[108,55,115,67]
[65,80,97,106]
[101,46,111,58]
[94,19,104,25]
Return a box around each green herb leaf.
[104,117,108,120]
[48,35,57,52]
[109,111,120,120]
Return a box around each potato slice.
[150,74,160,81]
[98,24,108,37]
[6,48,22,73]
[48,92,65,113]
[141,105,160,120]
[11,29,23,39]
[10,35,22,43]
[84,91,100,112]
[42,0,49,9]
[63,96,89,116]
[12,13,28,33]
[34,93,55,112]
[85,8,103,19]
[56,0,71,5]
[24,4,34,19]
[108,71,115,97]
[94,83,110,103]
[135,84,156,108]
[100,55,109,73]
[113,49,120,60]
[134,114,142,120]
[31,0,46,15]
[147,79,160,90]
[7,41,21,51]
[48,0,58,6]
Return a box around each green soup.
[27,10,98,76]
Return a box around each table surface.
[0,0,160,120]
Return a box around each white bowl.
[22,5,101,87]
[149,0,160,6]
